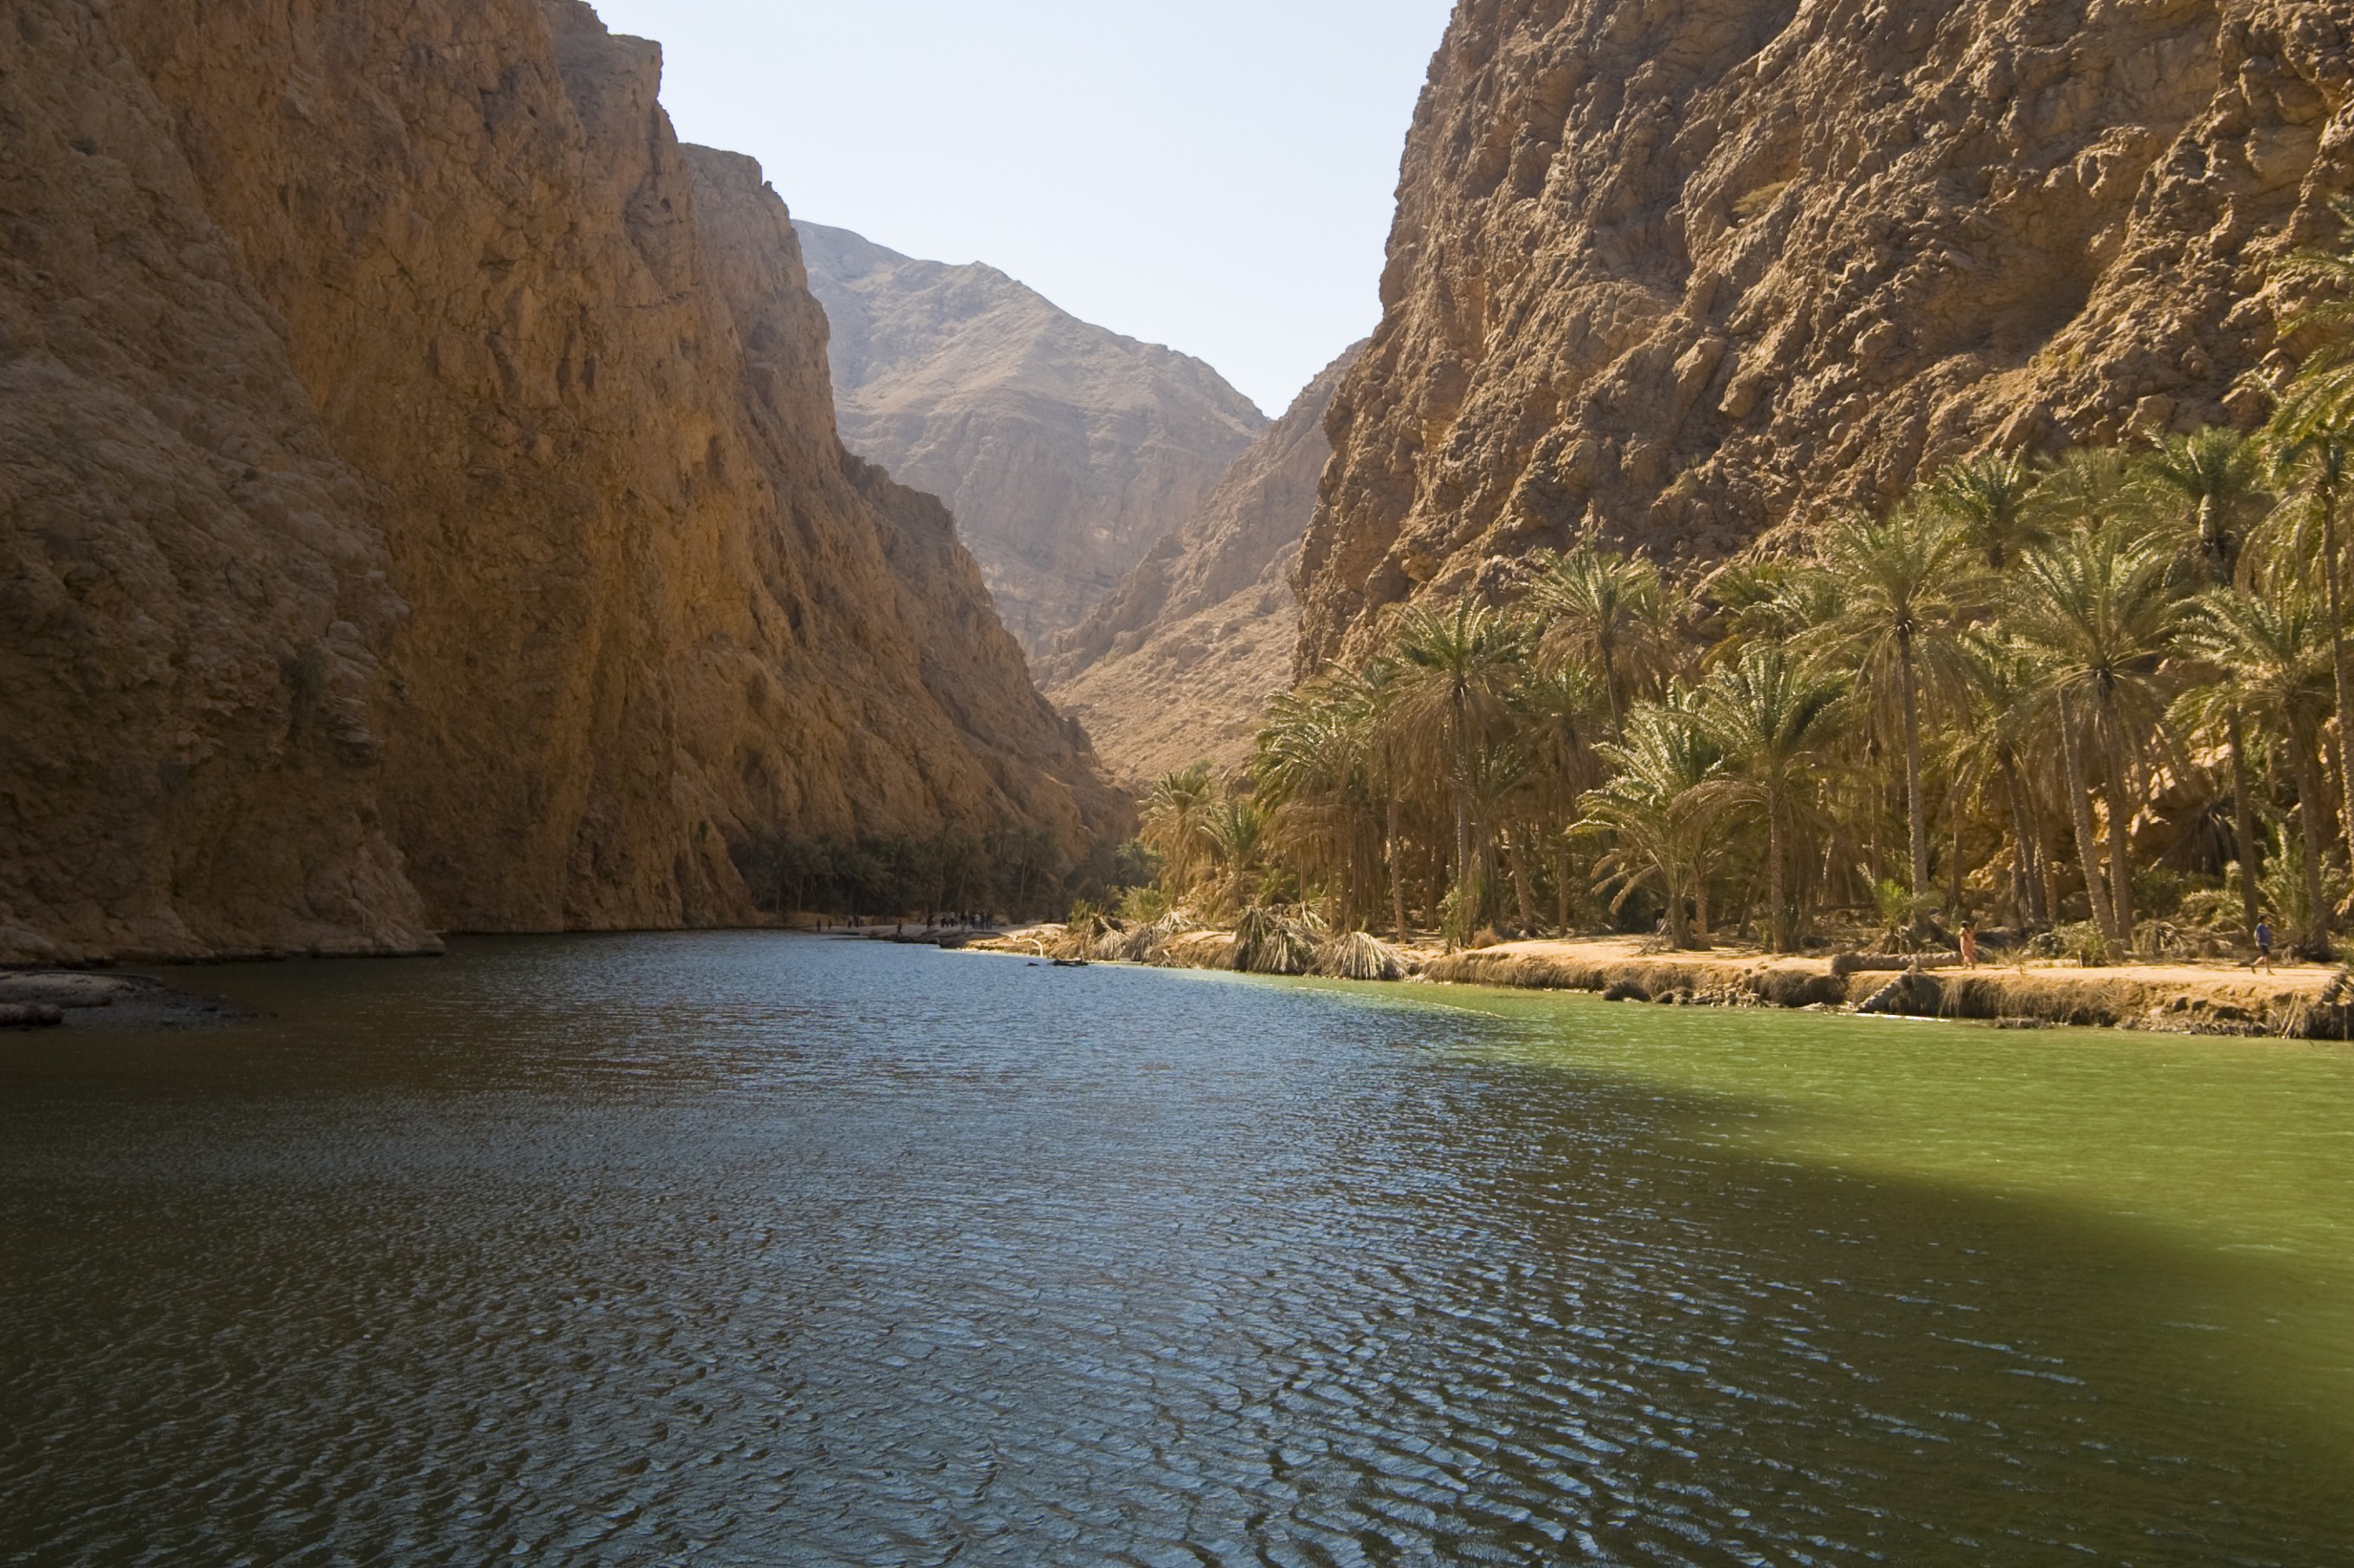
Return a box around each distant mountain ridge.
[797,223,1267,656]
[1042,344,1363,785]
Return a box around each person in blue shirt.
[2254,919,2275,974]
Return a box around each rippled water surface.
[6,935,2354,1565]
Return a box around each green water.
[3,936,2351,1565]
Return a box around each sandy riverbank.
[968,927,2351,1038]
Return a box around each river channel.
[5,934,2352,1565]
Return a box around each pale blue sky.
[589,0,1455,413]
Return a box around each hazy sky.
[588,0,1455,414]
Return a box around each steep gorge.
[1043,346,1362,784]
[1300,0,2354,670]
[0,0,1117,963]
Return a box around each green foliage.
[1116,884,1173,924]
[2261,826,2348,951]
[731,824,1131,923]
[1141,227,2354,962]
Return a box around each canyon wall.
[1043,347,1362,784]
[798,223,1269,656]
[1299,0,2354,670]
[0,0,1117,963]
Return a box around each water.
[4,935,2352,1566]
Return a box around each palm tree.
[1812,507,1976,923]
[1353,659,1418,941]
[1201,795,1269,915]
[1389,595,1534,941]
[2270,408,2354,859]
[1465,737,1537,932]
[2137,427,2273,589]
[1925,451,2047,569]
[1696,646,1851,952]
[1525,547,1669,741]
[2006,526,2184,947]
[1139,763,1219,897]
[1511,659,1606,932]
[2164,651,2268,948]
[2268,197,2354,436]
[1701,557,1846,657]
[2180,582,2338,958]
[1956,634,2055,928]
[1255,680,1380,929]
[1581,692,1727,949]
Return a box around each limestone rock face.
[0,0,433,963]
[1299,0,2354,670]
[799,223,1269,656]
[0,0,1117,962]
[1043,347,1363,785]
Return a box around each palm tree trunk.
[2293,730,2336,958]
[1508,837,1538,935]
[1947,776,1967,916]
[2104,739,2137,948]
[1386,782,1407,942]
[1767,799,1790,953]
[1449,694,1473,941]
[2000,755,2042,925]
[1602,642,1625,744]
[2320,473,2354,855]
[2228,710,2263,943]
[1901,645,1932,918]
[2057,696,2118,941]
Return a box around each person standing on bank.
[1959,921,1979,971]
[2254,919,2276,974]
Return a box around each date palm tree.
[1581,692,1726,950]
[1925,451,2047,570]
[1957,634,2056,927]
[1202,795,1269,916]
[1701,557,1845,657]
[2180,582,2338,958]
[1389,596,1534,941]
[1140,763,1218,897]
[1510,659,1606,932]
[1811,508,1976,925]
[1255,679,1380,930]
[2138,427,2273,589]
[1696,646,1851,953]
[2269,403,2354,857]
[2006,526,2184,947]
[1526,547,1669,742]
[2268,196,2354,435]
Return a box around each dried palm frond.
[1232,906,1323,975]
[1318,930,1405,981]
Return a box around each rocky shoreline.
[0,971,246,1032]
[968,928,2352,1041]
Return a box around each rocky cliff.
[798,223,1269,656]
[1043,347,1363,784]
[1,0,1117,963]
[1299,0,2354,670]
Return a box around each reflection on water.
[3,935,2351,1565]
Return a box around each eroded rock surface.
[1,0,1119,963]
[799,222,1269,655]
[1044,347,1363,783]
[0,0,433,963]
[1300,0,2354,670]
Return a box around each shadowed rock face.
[797,222,1270,657]
[1042,347,1364,785]
[1299,0,2354,672]
[0,0,1119,963]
